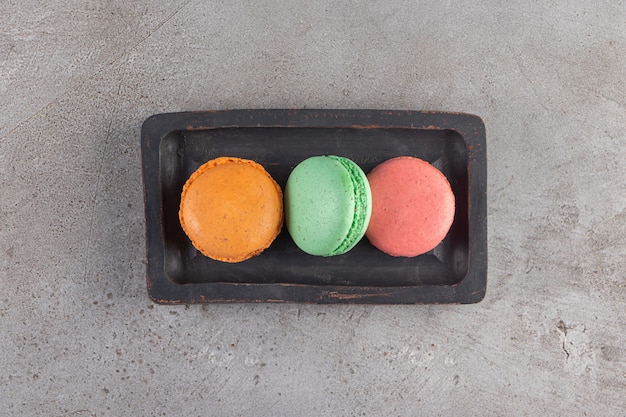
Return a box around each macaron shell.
[366,156,455,257]
[179,157,283,263]
[285,156,355,256]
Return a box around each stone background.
[1,1,624,415]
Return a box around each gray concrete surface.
[1,0,625,415]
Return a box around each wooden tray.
[141,109,487,304]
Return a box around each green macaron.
[285,155,372,256]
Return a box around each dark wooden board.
[141,109,487,304]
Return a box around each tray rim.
[141,109,487,304]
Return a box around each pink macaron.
[366,156,455,257]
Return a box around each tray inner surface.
[159,127,468,287]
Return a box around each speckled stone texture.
[1,0,625,415]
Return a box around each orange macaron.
[179,157,283,263]
[366,156,455,257]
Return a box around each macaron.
[179,157,283,263]
[285,155,372,256]
[366,156,455,257]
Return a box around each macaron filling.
[328,156,372,255]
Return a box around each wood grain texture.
[142,110,487,304]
